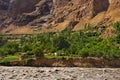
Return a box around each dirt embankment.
[6,58,120,68]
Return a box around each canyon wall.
[0,0,120,33]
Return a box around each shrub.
[0,61,10,66]
[4,42,19,54]
[32,47,44,58]
[26,51,34,55]
[52,36,70,50]
[78,49,89,58]
[25,58,34,66]
[21,43,32,52]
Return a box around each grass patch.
[1,55,20,62]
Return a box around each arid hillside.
[0,0,120,34]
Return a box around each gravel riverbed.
[0,66,120,80]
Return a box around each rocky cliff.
[105,0,120,23]
[8,0,40,18]
[0,0,9,24]
[0,0,120,34]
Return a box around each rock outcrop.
[106,0,120,23]
[50,0,110,31]
[52,0,109,21]
[0,0,9,11]
[8,0,40,18]
[108,0,120,11]
[14,0,53,26]
[0,0,9,23]
[0,0,120,34]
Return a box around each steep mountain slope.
[0,0,120,34]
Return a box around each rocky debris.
[0,66,120,80]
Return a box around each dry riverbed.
[0,66,120,80]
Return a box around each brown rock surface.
[13,0,52,26]
[8,0,40,18]
[0,0,10,23]
[0,0,120,34]
[108,0,120,12]
[106,0,120,23]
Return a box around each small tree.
[53,36,70,50]
[3,42,19,54]
[32,47,44,58]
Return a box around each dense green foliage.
[0,22,120,59]
[0,42,19,55]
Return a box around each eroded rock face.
[99,0,120,25]
[0,0,9,10]
[0,0,120,33]
[0,0,10,23]
[14,0,53,26]
[14,0,109,28]
[8,0,40,18]
[51,0,109,24]
[108,0,120,11]
[53,0,109,19]
[0,0,41,30]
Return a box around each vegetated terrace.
[0,22,120,67]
